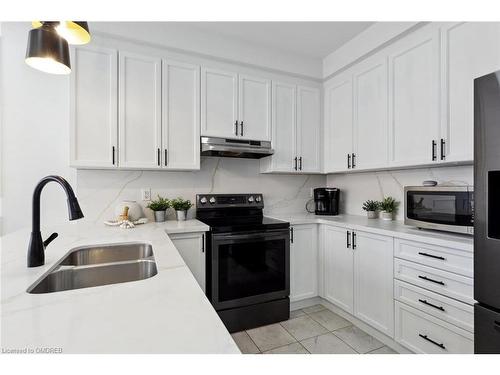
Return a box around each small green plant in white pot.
[171,197,193,221]
[147,195,170,222]
[362,200,380,219]
[379,197,399,221]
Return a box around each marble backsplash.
[326,165,474,221]
[76,157,326,223]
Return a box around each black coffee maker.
[314,188,340,215]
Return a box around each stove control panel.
[196,194,264,209]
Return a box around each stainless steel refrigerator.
[474,71,500,353]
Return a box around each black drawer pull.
[418,299,445,311]
[432,140,437,161]
[290,227,294,243]
[347,154,351,169]
[418,252,446,261]
[346,230,351,248]
[352,231,357,249]
[418,275,445,285]
[419,334,446,350]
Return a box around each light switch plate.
[141,188,151,201]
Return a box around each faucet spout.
[28,175,84,267]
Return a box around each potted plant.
[362,200,380,219]
[171,197,193,221]
[379,196,399,221]
[147,195,170,222]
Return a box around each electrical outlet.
[141,188,151,201]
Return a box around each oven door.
[405,187,473,232]
[210,229,290,310]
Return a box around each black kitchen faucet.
[27,175,84,267]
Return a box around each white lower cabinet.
[322,225,394,337]
[395,301,473,354]
[169,232,206,292]
[290,224,318,302]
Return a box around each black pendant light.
[25,22,71,75]
[32,21,91,45]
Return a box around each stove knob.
[248,196,254,203]
[255,195,262,203]
[199,197,207,204]
[209,197,216,205]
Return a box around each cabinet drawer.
[395,280,474,332]
[394,238,473,277]
[394,259,474,304]
[395,301,473,353]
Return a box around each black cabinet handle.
[432,140,437,161]
[418,252,446,261]
[299,157,302,171]
[240,121,244,136]
[290,227,294,243]
[347,230,351,248]
[440,138,446,160]
[352,231,357,249]
[157,148,160,166]
[234,121,238,135]
[347,154,351,169]
[112,146,115,165]
[352,153,356,168]
[164,149,168,166]
[418,299,445,311]
[418,275,445,285]
[294,157,298,171]
[419,334,446,350]
[201,234,205,253]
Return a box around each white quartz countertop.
[0,219,238,354]
[268,213,473,251]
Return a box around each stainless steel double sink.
[27,243,158,294]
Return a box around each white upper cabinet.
[297,86,322,173]
[162,60,200,170]
[353,230,394,338]
[201,67,238,139]
[119,51,162,169]
[353,54,389,170]
[238,75,271,141]
[323,225,354,314]
[70,45,118,168]
[290,224,318,302]
[388,25,440,167]
[442,22,500,163]
[324,72,353,173]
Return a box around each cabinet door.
[323,225,354,313]
[443,22,500,162]
[353,54,389,170]
[388,26,440,167]
[353,230,394,337]
[119,51,162,168]
[238,74,271,141]
[290,224,318,302]
[162,60,200,170]
[70,45,118,168]
[201,67,238,139]
[170,233,206,292]
[262,82,297,172]
[297,86,321,173]
[324,73,353,173]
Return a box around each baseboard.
[292,296,412,354]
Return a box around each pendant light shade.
[32,21,91,45]
[25,26,71,75]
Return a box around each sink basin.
[60,242,154,266]
[28,260,158,294]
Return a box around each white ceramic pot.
[366,211,378,219]
[115,200,143,221]
[175,210,187,221]
[380,211,393,221]
[154,210,166,222]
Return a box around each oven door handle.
[212,231,288,242]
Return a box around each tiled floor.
[231,304,398,354]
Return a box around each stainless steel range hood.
[200,137,274,159]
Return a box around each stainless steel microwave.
[404,186,474,235]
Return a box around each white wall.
[0,22,76,235]
[327,165,473,221]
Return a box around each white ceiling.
[184,22,374,58]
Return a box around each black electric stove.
[196,193,290,332]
